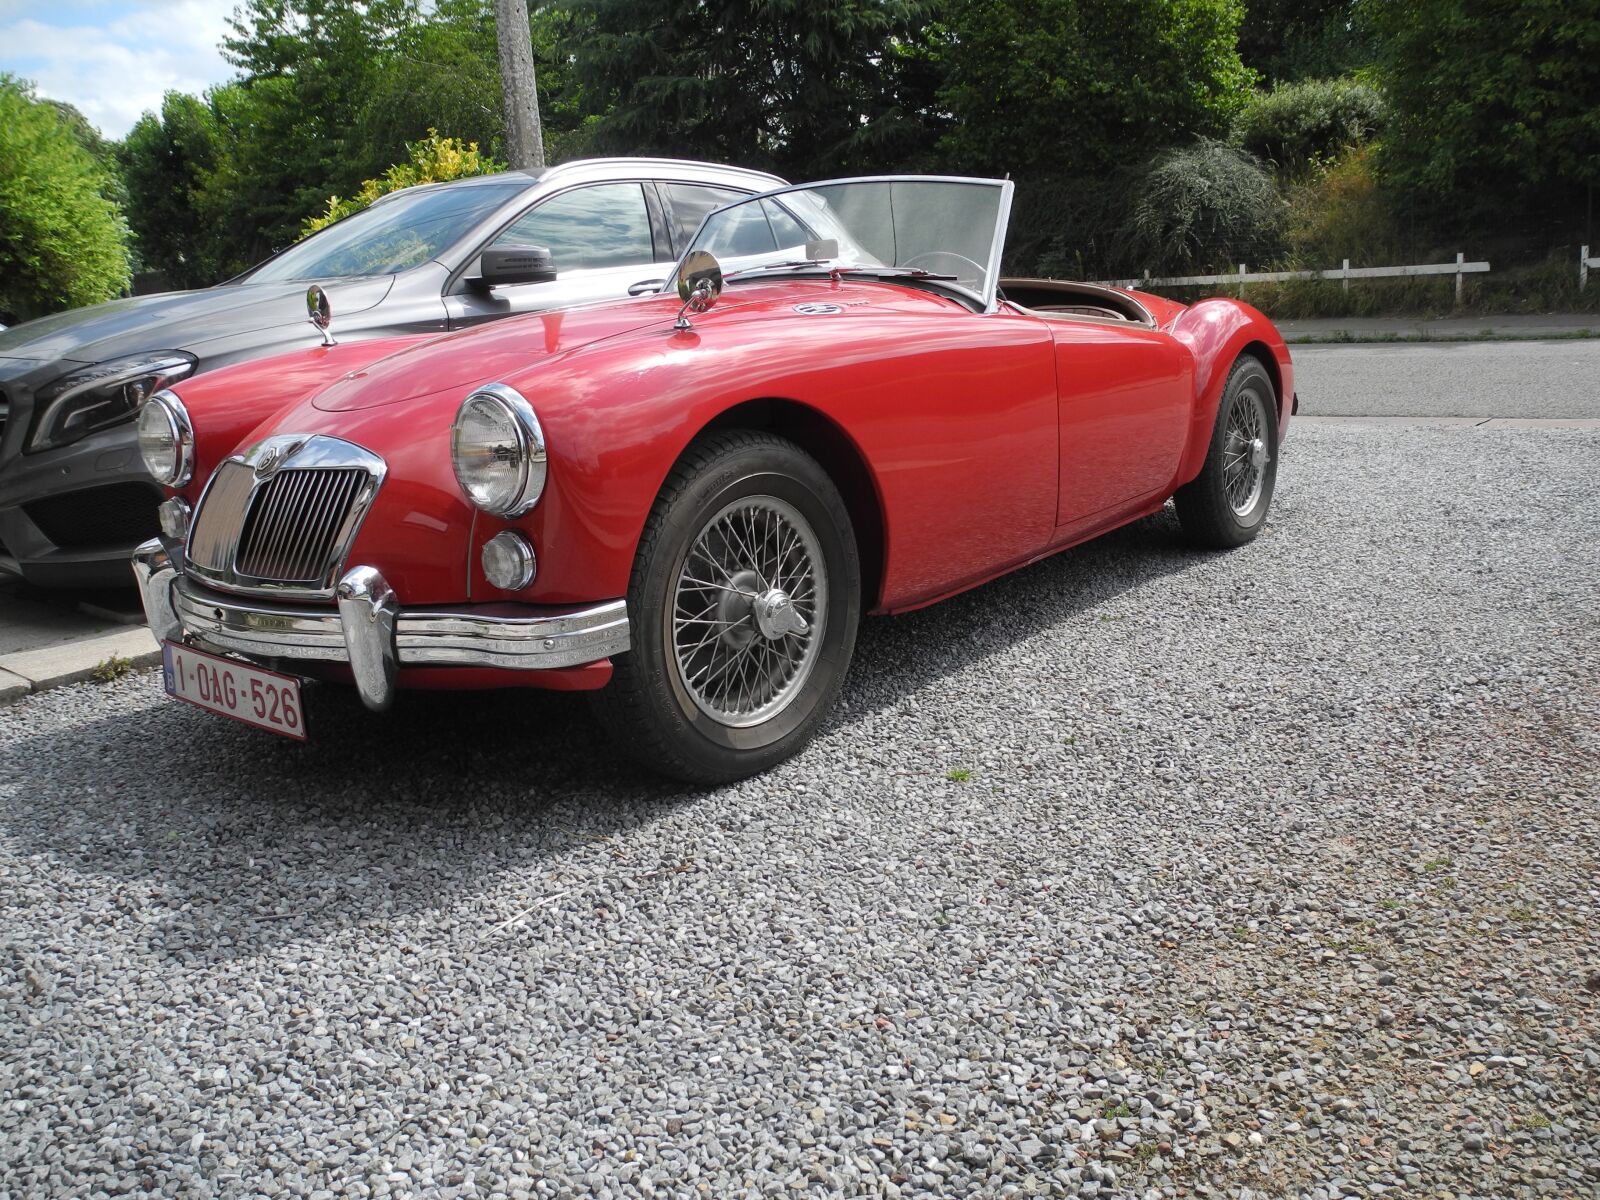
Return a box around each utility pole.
[495,0,545,170]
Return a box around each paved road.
[1293,339,1600,419]
[3,420,1597,1198]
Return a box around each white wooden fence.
[1097,253,1490,302]
[1581,245,1600,289]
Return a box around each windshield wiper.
[831,266,960,282]
[722,259,831,281]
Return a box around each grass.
[945,767,972,783]
[1102,1101,1134,1119]
[92,653,134,683]
[1421,856,1451,873]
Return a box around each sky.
[0,0,237,138]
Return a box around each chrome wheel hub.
[671,496,826,728]
[1223,387,1270,516]
[752,587,810,640]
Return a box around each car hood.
[311,296,682,411]
[0,276,394,366]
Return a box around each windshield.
[242,179,530,283]
[676,177,1012,309]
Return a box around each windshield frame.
[667,175,1015,313]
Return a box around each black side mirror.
[475,244,557,288]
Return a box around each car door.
[1048,319,1194,532]
[445,182,673,328]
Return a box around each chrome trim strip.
[163,570,630,681]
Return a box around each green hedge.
[0,75,130,322]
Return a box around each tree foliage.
[1239,0,1372,82]
[1362,0,1600,233]
[0,75,130,322]
[932,0,1256,179]
[556,0,926,177]
[118,92,235,287]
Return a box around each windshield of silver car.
[242,179,531,283]
[679,177,1011,308]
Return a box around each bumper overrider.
[133,539,630,712]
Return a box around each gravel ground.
[1291,341,1600,418]
[2,422,1597,1200]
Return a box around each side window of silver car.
[494,183,656,271]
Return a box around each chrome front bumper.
[132,538,630,711]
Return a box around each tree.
[1363,0,1600,235]
[355,0,508,172]
[496,0,544,168]
[931,0,1255,179]
[556,0,925,177]
[1238,1,1373,82]
[0,75,130,322]
[118,92,234,288]
[220,0,417,258]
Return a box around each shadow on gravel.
[0,508,1204,958]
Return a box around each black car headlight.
[27,351,197,454]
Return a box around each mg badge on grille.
[255,445,284,476]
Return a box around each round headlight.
[136,390,193,486]
[449,383,547,516]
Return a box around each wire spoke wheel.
[1222,384,1269,516]
[670,495,827,728]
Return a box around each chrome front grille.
[187,461,255,573]
[236,467,367,582]
[184,434,385,598]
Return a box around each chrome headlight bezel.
[27,351,197,454]
[449,383,547,517]
[136,389,195,487]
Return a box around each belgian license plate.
[163,642,307,740]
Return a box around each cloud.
[0,0,236,137]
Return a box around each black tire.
[590,431,861,784]
[1174,355,1279,549]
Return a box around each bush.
[1286,144,1405,268]
[0,75,131,322]
[1235,77,1385,175]
[302,131,505,236]
[1118,138,1286,276]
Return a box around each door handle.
[628,278,666,296]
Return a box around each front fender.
[1167,299,1294,487]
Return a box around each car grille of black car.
[189,460,370,587]
[0,389,9,445]
[23,482,163,550]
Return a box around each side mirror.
[475,245,557,288]
[673,250,723,331]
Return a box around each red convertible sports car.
[133,176,1294,782]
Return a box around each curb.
[0,628,161,705]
